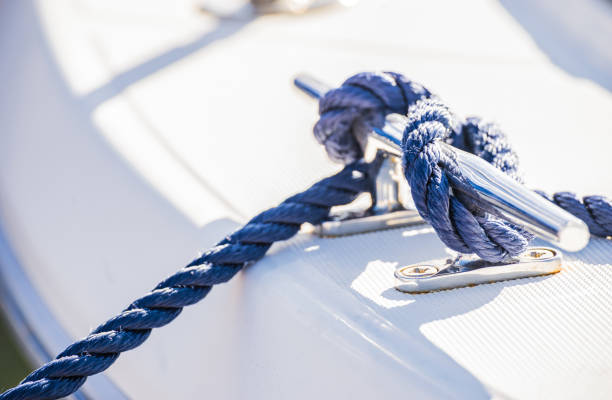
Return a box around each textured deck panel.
[279,230,612,399]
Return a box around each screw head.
[395,264,439,280]
[523,248,556,260]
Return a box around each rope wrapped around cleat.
[3,71,611,400]
[315,71,612,261]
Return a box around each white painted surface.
[1,0,612,398]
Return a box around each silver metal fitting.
[313,152,424,237]
[394,247,562,293]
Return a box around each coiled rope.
[2,71,611,399]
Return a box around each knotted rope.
[315,72,432,164]
[400,99,531,262]
[315,71,612,261]
[0,163,373,400]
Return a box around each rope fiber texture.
[0,163,373,400]
[315,71,612,261]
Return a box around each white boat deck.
[1,0,612,398]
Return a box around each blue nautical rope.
[0,163,374,400]
[315,71,432,164]
[539,192,612,237]
[315,71,612,262]
[399,99,532,262]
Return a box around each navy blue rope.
[316,71,612,262]
[0,162,373,400]
[315,71,432,164]
[539,191,612,237]
[400,99,532,261]
[317,72,530,261]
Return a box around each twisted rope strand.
[0,163,373,400]
[540,192,612,237]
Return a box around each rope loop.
[315,72,532,261]
[315,71,432,163]
[400,99,530,262]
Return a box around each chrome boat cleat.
[395,247,562,294]
[312,208,424,237]
[312,151,425,236]
[294,74,589,252]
